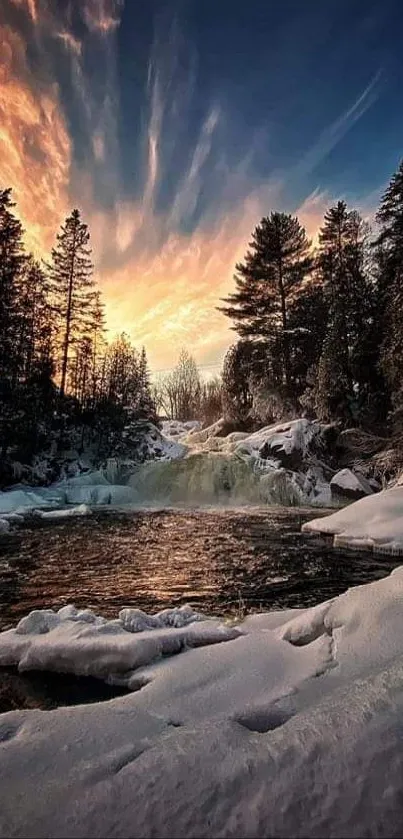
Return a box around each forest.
[0,191,156,484]
[1,157,403,484]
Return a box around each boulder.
[330,468,374,501]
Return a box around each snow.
[0,418,380,521]
[39,504,91,520]
[161,419,201,440]
[0,424,188,525]
[3,570,403,836]
[236,417,318,459]
[0,605,238,681]
[330,467,374,497]
[303,486,403,554]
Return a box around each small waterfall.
[128,452,306,507]
[129,453,263,506]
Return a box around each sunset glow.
[1,0,399,370]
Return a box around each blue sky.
[1,0,403,368]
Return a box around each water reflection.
[0,507,399,631]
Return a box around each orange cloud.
[10,0,38,25]
[96,192,277,371]
[0,3,336,375]
[297,188,332,244]
[0,25,71,254]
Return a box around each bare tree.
[153,349,201,420]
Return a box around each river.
[0,506,398,632]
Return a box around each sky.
[1,0,403,373]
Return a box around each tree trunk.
[277,256,291,389]
[60,232,76,399]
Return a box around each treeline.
[153,349,222,427]
[0,189,156,475]
[219,159,403,432]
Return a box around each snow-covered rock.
[4,569,403,836]
[303,485,403,554]
[237,417,320,467]
[330,467,374,501]
[161,420,201,440]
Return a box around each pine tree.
[374,160,403,412]
[314,202,373,422]
[18,257,54,379]
[138,346,156,420]
[220,212,312,391]
[47,209,94,398]
[0,188,26,382]
[221,341,255,426]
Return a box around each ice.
[40,504,91,519]
[65,484,135,506]
[0,488,52,513]
[119,604,204,632]
[3,570,403,836]
[303,485,403,554]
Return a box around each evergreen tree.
[47,209,94,398]
[374,159,403,412]
[221,341,255,426]
[70,290,107,409]
[138,346,157,421]
[288,278,327,398]
[199,377,223,426]
[314,202,373,422]
[0,188,26,382]
[18,256,54,379]
[220,212,312,391]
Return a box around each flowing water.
[0,507,399,632]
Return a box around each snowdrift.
[303,485,403,555]
[3,569,403,835]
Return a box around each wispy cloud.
[56,30,82,57]
[0,23,71,253]
[10,0,38,25]
[169,106,221,227]
[296,71,382,176]
[82,0,124,35]
[0,3,386,370]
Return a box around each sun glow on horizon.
[0,0,382,371]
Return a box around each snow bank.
[303,485,403,554]
[0,604,238,681]
[142,423,187,459]
[3,570,403,836]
